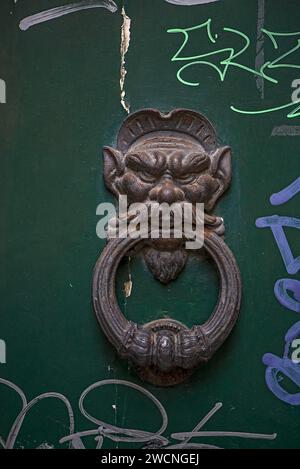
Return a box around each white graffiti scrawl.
[19,0,118,31]
[164,0,220,5]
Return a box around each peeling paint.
[124,279,132,298]
[124,257,133,298]
[120,6,131,114]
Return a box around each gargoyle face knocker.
[93,109,242,386]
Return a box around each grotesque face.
[104,131,231,213]
[102,111,232,284]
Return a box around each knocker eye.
[137,171,157,184]
[177,174,198,185]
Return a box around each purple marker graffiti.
[256,216,300,275]
[274,279,300,313]
[270,176,300,206]
[256,177,300,406]
[263,322,300,406]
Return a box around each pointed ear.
[208,146,232,208]
[210,146,232,187]
[103,146,124,196]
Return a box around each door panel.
[0,0,300,449]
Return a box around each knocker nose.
[151,181,185,204]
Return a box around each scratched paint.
[256,177,300,405]
[0,378,277,449]
[19,0,118,31]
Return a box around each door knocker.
[93,109,242,386]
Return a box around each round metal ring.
[93,231,241,387]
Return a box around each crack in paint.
[120,6,131,114]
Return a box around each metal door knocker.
[93,109,242,386]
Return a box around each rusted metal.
[93,109,242,386]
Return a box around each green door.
[1,0,300,449]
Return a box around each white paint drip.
[19,0,118,31]
[120,7,131,114]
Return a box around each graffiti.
[19,0,118,31]
[164,0,220,5]
[256,216,300,275]
[256,177,300,405]
[168,19,300,118]
[263,322,300,405]
[0,378,276,449]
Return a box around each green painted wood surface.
[0,0,300,449]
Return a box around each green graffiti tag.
[168,20,300,118]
